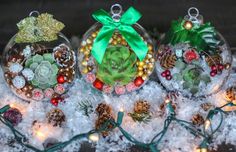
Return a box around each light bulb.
[88,133,99,142]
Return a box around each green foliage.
[164,19,220,54]
[96,46,137,85]
[78,100,94,117]
[25,53,58,89]
[128,112,151,123]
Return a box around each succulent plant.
[25,53,59,89]
[173,61,211,95]
[96,46,137,85]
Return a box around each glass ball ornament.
[1,11,76,102]
[78,4,156,95]
[155,7,232,97]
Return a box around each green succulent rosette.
[25,53,59,89]
[96,46,137,85]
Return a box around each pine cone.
[200,103,213,111]
[96,103,112,115]
[191,114,204,126]
[134,100,150,114]
[95,113,115,137]
[159,53,177,69]
[226,86,236,101]
[205,54,222,67]
[46,108,65,127]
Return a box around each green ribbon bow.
[91,7,148,64]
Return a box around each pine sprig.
[128,112,152,123]
[78,100,94,117]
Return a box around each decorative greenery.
[78,100,94,117]
[173,60,211,94]
[15,13,65,43]
[25,53,58,89]
[128,112,151,123]
[164,19,220,54]
[96,46,137,85]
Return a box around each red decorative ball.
[51,98,59,106]
[218,64,224,70]
[93,79,104,90]
[161,71,167,77]
[165,70,171,76]
[211,65,217,71]
[166,75,172,80]
[57,75,65,84]
[134,77,144,87]
[210,70,217,77]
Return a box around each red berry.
[93,79,104,90]
[218,64,224,70]
[134,77,144,87]
[210,70,217,77]
[50,98,59,106]
[161,71,167,77]
[165,70,171,76]
[57,75,65,84]
[166,75,172,80]
[211,65,217,71]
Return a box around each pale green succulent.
[25,53,58,89]
[173,60,211,95]
[96,46,137,85]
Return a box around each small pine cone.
[205,54,222,67]
[134,100,150,114]
[225,86,236,101]
[191,114,204,126]
[95,113,115,137]
[96,103,112,115]
[159,53,177,69]
[200,103,213,111]
[47,108,66,127]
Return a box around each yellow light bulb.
[88,133,99,142]
[165,99,170,104]
[204,120,211,130]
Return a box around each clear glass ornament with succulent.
[78,4,156,95]
[1,11,76,103]
[155,7,232,97]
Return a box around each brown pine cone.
[95,113,115,137]
[159,53,177,69]
[205,54,222,67]
[96,103,112,115]
[191,114,204,126]
[53,44,75,68]
[46,108,66,127]
[200,103,213,111]
[225,86,236,101]
[134,100,150,114]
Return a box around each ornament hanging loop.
[110,4,122,22]
[29,11,40,17]
[185,7,203,25]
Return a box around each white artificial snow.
[0,64,236,152]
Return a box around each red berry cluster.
[210,64,224,77]
[161,70,172,80]
[51,97,64,106]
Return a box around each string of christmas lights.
[0,98,235,152]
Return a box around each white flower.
[23,45,31,58]
[9,63,23,73]
[12,76,25,89]
[22,68,34,81]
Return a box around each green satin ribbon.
[91,7,148,64]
